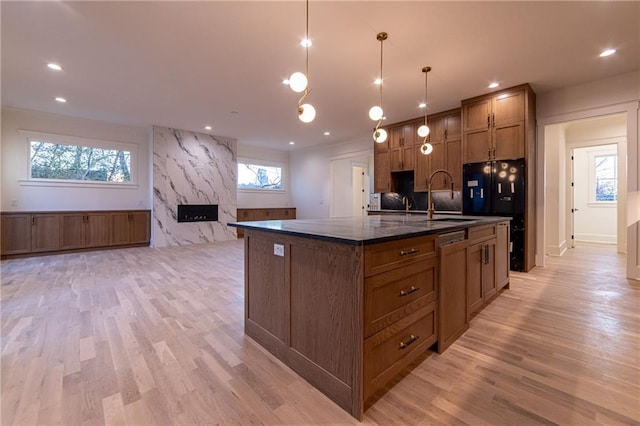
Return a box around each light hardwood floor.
[2,240,638,425]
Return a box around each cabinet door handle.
[400,334,419,350]
[399,286,420,297]
[399,248,419,256]
[32,217,36,226]
[487,114,491,129]
[492,113,495,128]
[488,148,492,159]
[484,245,490,265]
[444,129,448,140]
[492,148,496,158]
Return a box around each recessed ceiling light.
[47,63,62,71]
[55,97,67,103]
[374,78,382,85]
[418,102,426,108]
[488,82,499,89]
[205,126,212,130]
[300,38,312,48]
[324,131,330,136]
[599,49,616,57]
[289,141,295,145]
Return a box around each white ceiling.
[2,1,638,151]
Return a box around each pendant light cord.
[299,0,311,107]
[424,70,428,127]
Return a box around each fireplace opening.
[177,204,218,223]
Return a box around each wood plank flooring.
[2,240,638,425]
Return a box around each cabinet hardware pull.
[492,148,496,158]
[444,129,448,140]
[400,334,419,350]
[492,113,495,128]
[399,286,419,297]
[487,114,490,129]
[32,217,36,226]
[488,148,491,159]
[399,248,419,256]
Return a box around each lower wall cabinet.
[1,210,151,258]
[236,207,296,237]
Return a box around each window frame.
[19,130,138,188]
[237,158,286,193]
[587,148,617,206]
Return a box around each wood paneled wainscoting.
[0,241,638,425]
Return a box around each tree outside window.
[594,154,617,202]
[237,162,282,190]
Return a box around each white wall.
[573,145,617,244]
[236,144,292,208]
[544,123,567,255]
[1,107,151,211]
[537,70,640,280]
[330,156,370,218]
[290,136,372,219]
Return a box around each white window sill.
[237,189,286,194]
[19,179,138,189]
[587,202,617,208]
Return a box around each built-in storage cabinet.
[437,237,468,353]
[60,212,110,250]
[236,208,296,237]
[463,86,528,163]
[496,221,510,290]
[1,214,32,255]
[389,123,416,172]
[1,210,150,258]
[415,109,462,192]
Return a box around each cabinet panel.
[364,235,437,277]
[496,222,510,290]
[60,214,86,250]
[467,241,484,315]
[438,240,468,353]
[374,151,390,192]
[463,99,491,132]
[130,211,150,244]
[110,212,131,246]
[87,213,110,247]
[494,122,525,160]
[446,139,462,190]
[445,113,462,140]
[464,129,491,163]
[31,214,61,253]
[237,209,256,221]
[414,149,429,192]
[428,141,446,190]
[1,214,32,255]
[390,148,402,172]
[493,90,524,126]
[483,242,497,301]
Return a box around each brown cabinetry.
[389,123,416,172]
[462,85,531,163]
[415,109,462,192]
[1,213,32,255]
[496,221,510,290]
[1,210,150,258]
[110,211,150,246]
[60,212,110,250]
[466,224,502,316]
[437,237,468,353]
[236,207,296,237]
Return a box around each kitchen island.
[230,215,510,419]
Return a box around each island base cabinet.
[364,303,437,404]
[438,240,468,353]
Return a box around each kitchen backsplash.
[378,191,462,211]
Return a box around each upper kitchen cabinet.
[390,122,416,172]
[373,133,391,193]
[462,84,535,163]
[414,109,462,192]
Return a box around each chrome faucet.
[402,196,412,213]
[427,169,455,219]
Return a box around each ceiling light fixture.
[418,66,433,155]
[419,102,427,108]
[370,32,388,143]
[55,97,67,103]
[323,131,330,136]
[47,63,62,71]
[488,82,499,89]
[599,48,616,57]
[205,126,212,130]
[288,0,315,123]
[289,141,295,145]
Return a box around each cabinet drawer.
[364,303,437,401]
[364,258,437,337]
[237,209,256,221]
[364,235,437,277]
[468,224,496,242]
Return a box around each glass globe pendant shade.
[368,105,384,121]
[289,72,308,93]
[417,124,430,138]
[373,128,388,143]
[420,142,433,155]
[298,103,316,123]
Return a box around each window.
[21,130,137,187]
[237,162,283,190]
[30,140,131,182]
[594,154,617,202]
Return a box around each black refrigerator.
[463,159,525,271]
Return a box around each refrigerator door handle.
[469,189,473,198]
[511,182,515,193]
[480,188,484,199]
[497,183,502,194]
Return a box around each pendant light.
[288,0,315,123]
[418,66,433,155]
[370,32,388,143]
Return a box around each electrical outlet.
[10,199,18,207]
[273,244,284,257]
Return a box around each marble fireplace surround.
[152,126,237,247]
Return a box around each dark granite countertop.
[228,214,509,246]
[368,209,463,215]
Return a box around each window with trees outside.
[593,154,617,202]
[23,131,137,186]
[237,162,283,190]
